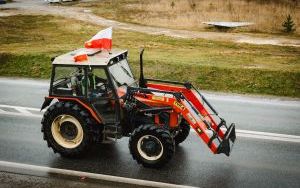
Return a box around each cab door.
[87,67,119,124]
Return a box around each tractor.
[41,48,236,168]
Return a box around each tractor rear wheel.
[174,119,190,145]
[129,124,175,168]
[41,101,93,157]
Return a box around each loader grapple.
[217,123,236,156]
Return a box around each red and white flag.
[84,27,112,50]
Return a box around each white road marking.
[0,161,197,188]
[0,110,42,118]
[0,104,42,118]
[190,128,300,143]
[15,108,32,115]
[236,129,300,139]
[0,104,299,143]
[0,104,41,111]
[0,104,44,118]
[236,132,299,143]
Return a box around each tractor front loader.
[124,85,236,158]
[134,49,236,156]
[41,47,236,168]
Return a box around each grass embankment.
[0,15,299,97]
[73,0,300,36]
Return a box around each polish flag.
[84,27,112,50]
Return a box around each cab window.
[108,59,137,88]
[52,66,85,97]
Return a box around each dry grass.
[77,0,300,35]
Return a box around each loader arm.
[147,81,230,140]
[178,98,236,156]
[126,86,236,156]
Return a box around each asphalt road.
[0,78,300,188]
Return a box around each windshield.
[109,59,137,87]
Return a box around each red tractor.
[41,48,236,168]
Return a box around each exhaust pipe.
[139,48,146,88]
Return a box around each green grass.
[0,15,299,97]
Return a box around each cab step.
[102,123,122,142]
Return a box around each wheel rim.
[137,135,163,161]
[51,115,83,149]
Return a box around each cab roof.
[52,48,128,66]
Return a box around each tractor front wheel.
[41,102,93,157]
[129,124,175,168]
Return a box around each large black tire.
[129,124,175,168]
[41,101,94,157]
[174,119,190,145]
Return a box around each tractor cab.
[44,48,136,125]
